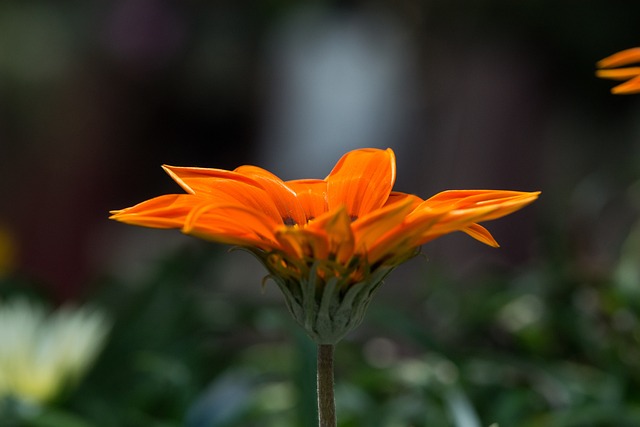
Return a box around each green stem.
[317,344,336,427]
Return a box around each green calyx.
[251,251,395,344]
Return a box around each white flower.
[0,298,110,406]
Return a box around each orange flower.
[596,47,640,94]
[111,148,539,343]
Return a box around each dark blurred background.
[1,1,640,426]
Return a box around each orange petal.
[366,190,539,260]
[373,206,497,256]
[421,189,524,207]
[163,165,283,223]
[305,206,355,263]
[597,47,640,69]
[610,74,640,95]
[414,205,498,234]
[411,191,539,244]
[459,191,540,223]
[596,67,640,81]
[353,198,416,253]
[421,190,540,222]
[368,197,498,263]
[111,193,281,249]
[183,203,280,249]
[109,194,196,228]
[162,165,258,194]
[275,227,329,260]
[326,148,396,219]
[286,179,328,222]
[366,206,450,264]
[461,223,499,247]
[235,165,307,226]
[383,191,423,208]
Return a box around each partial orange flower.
[596,47,640,94]
[111,148,539,343]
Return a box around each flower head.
[0,298,110,408]
[596,47,640,94]
[111,148,539,343]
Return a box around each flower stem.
[317,344,336,427]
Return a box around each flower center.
[283,217,297,226]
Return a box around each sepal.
[245,249,394,344]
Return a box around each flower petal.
[163,165,283,223]
[235,165,307,226]
[326,148,396,219]
[366,208,447,264]
[286,179,328,222]
[162,165,258,194]
[597,47,640,69]
[276,227,329,260]
[421,190,540,222]
[109,194,196,228]
[306,206,355,263]
[111,193,281,249]
[353,198,416,254]
[383,191,423,208]
[610,74,640,95]
[183,203,280,249]
[596,67,640,81]
[409,191,539,246]
[461,223,499,247]
[366,190,539,263]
